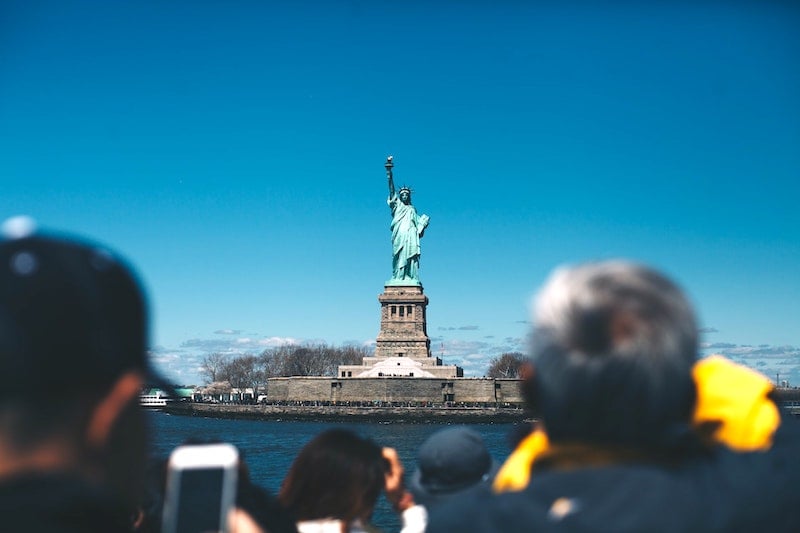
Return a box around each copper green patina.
[385,156,429,286]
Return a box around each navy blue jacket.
[0,473,133,532]
[427,411,800,532]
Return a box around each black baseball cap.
[0,219,173,399]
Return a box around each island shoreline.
[162,402,534,424]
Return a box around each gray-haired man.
[429,260,800,532]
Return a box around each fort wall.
[263,376,525,405]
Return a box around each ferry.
[140,389,174,409]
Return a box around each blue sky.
[2,1,798,385]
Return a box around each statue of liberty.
[385,155,429,285]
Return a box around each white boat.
[140,389,173,409]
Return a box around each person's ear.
[519,362,541,418]
[520,361,535,381]
[85,371,144,450]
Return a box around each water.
[147,410,526,532]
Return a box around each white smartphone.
[161,443,240,533]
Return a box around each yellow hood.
[493,355,779,493]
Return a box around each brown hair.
[279,428,388,524]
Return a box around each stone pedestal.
[375,285,431,360]
[338,284,462,378]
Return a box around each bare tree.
[200,352,229,384]
[260,344,296,377]
[259,343,373,377]
[282,345,323,376]
[487,352,527,378]
[338,343,370,367]
[224,355,264,399]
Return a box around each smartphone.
[161,443,239,533]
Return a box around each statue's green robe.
[388,194,423,281]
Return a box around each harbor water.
[147,410,527,532]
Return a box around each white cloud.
[702,343,800,387]
[153,335,302,385]
[153,323,797,388]
[256,336,299,346]
[433,336,528,376]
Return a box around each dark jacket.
[0,472,133,533]
[427,409,800,532]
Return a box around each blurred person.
[133,444,298,533]
[130,458,167,532]
[377,425,501,533]
[428,260,800,532]
[0,221,169,531]
[0,221,287,533]
[279,428,425,533]
[407,426,499,509]
[234,454,299,533]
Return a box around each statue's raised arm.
[385,155,396,198]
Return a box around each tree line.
[199,343,370,397]
[486,352,527,378]
[199,345,527,398]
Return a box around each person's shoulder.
[428,464,709,533]
[0,472,132,533]
[426,485,550,533]
[773,407,800,446]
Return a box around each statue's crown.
[399,185,412,194]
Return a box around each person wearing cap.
[408,426,500,509]
[0,223,171,532]
[428,261,800,532]
[376,426,500,533]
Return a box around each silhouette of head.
[526,261,699,451]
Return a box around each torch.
[385,155,394,178]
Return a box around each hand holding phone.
[161,443,239,533]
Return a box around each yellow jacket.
[493,355,780,493]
